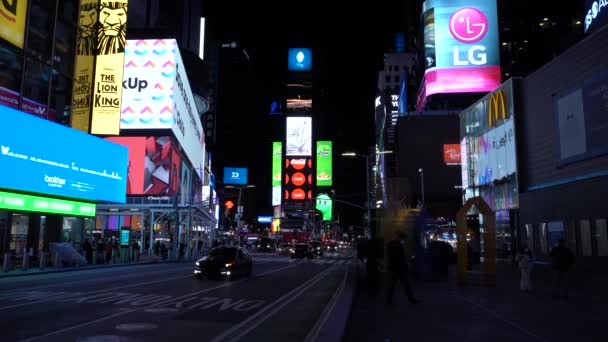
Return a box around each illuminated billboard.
[0,191,96,217]
[71,0,129,135]
[419,0,501,108]
[272,142,282,186]
[317,141,333,186]
[106,136,181,195]
[443,144,461,164]
[316,194,333,221]
[288,48,312,71]
[459,79,518,211]
[0,0,28,48]
[272,185,281,206]
[286,116,312,156]
[1,105,128,203]
[224,167,248,185]
[285,158,313,201]
[121,39,205,173]
[584,0,608,33]
[286,98,312,113]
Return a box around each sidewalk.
[344,261,608,342]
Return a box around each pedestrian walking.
[517,247,533,292]
[550,239,574,299]
[82,239,93,265]
[386,231,419,305]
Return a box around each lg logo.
[449,7,489,66]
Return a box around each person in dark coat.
[550,239,574,299]
[82,239,93,264]
[386,231,419,305]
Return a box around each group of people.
[81,236,132,264]
[517,239,575,299]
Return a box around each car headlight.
[225,263,233,268]
[196,261,200,266]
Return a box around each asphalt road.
[0,250,355,342]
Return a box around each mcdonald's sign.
[487,89,508,127]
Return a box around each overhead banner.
[0,191,96,217]
[419,0,501,108]
[121,39,205,173]
[316,141,333,186]
[71,0,129,135]
[272,142,282,186]
[0,0,28,49]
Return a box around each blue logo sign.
[288,48,312,71]
[223,167,248,185]
[0,105,128,203]
[258,216,272,224]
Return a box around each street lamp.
[418,168,425,207]
[341,150,393,239]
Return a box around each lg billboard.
[419,0,501,109]
[121,39,205,174]
[1,105,128,203]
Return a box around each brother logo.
[45,175,66,188]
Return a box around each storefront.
[0,105,128,264]
[459,79,522,258]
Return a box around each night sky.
[205,1,412,227]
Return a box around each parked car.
[291,243,313,259]
[194,246,252,280]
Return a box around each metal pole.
[421,170,425,206]
[365,154,372,240]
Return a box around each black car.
[291,243,313,259]
[257,237,276,253]
[310,241,323,256]
[326,243,338,253]
[194,246,252,280]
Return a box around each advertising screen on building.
[258,216,272,224]
[286,98,312,113]
[286,117,312,156]
[272,185,281,206]
[420,0,501,105]
[443,144,461,164]
[584,0,608,33]
[285,158,313,202]
[459,79,518,211]
[272,142,282,186]
[106,136,180,195]
[288,48,312,71]
[121,39,205,173]
[317,141,333,186]
[71,0,129,135]
[316,194,332,221]
[0,0,27,49]
[0,190,96,217]
[1,105,128,203]
[224,167,248,185]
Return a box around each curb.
[0,259,194,278]
[309,260,358,342]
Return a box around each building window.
[394,75,400,83]
[0,42,23,94]
[385,75,391,83]
[579,220,592,256]
[595,219,608,256]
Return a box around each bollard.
[22,248,29,271]
[3,253,10,272]
[54,252,61,267]
[39,252,46,270]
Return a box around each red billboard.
[443,144,461,164]
[106,136,178,195]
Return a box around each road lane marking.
[211,263,338,342]
[18,309,137,342]
[304,268,349,342]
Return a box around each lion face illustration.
[96,2,128,55]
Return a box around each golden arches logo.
[488,90,507,127]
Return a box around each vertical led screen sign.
[272,142,282,186]
[286,117,312,156]
[0,0,28,48]
[288,48,312,71]
[317,141,333,186]
[459,79,518,211]
[420,0,501,103]
[316,194,333,221]
[121,39,205,173]
[71,0,129,135]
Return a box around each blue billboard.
[257,216,273,224]
[223,167,248,185]
[288,48,312,71]
[0,105,128,203]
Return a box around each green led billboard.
[316,141,332,186]
[316,194,332,221]
[272,142,282,186]
[0,191,96,216]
